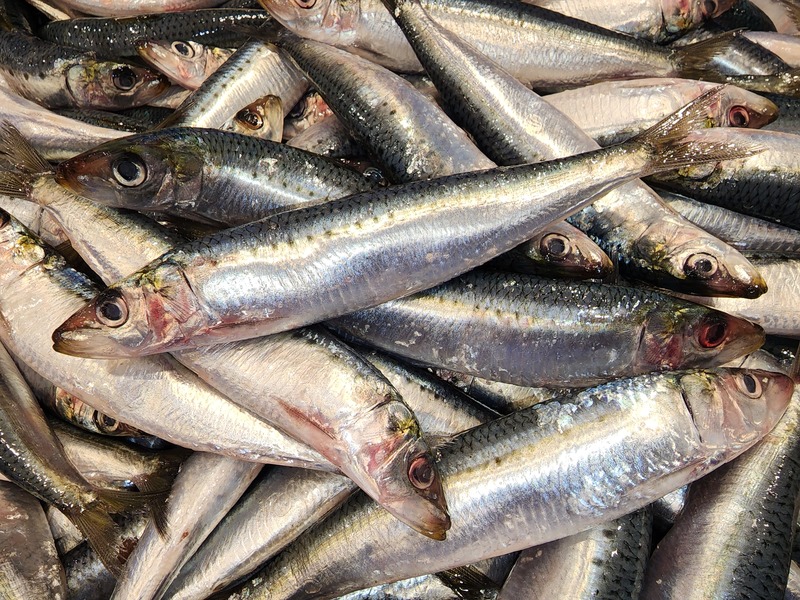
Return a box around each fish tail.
[0,122,51,175]
[68,487,169,576]
[98,487,170,537]
[627,85,763,176]
[673,30,743,79]
[68,505,127,578]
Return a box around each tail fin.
[624,86,763,177]
[67,487,170,576]
[0,122,51,174]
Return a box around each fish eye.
[288,97,308,119]
[684,253,718,279]
[540,233,570,259]
[95,291,129,328]
[112,154,147,187]
[171,41,195,58]
[703,0,719,16]
[295,0,317,7]
[728,106,750,128]
[408,455,435,490]
[696,314,727,348]
[111,66,138,91]
[236,108,263,130]
[735,372,763,398]
[94,411,120,433]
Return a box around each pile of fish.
[1,0,800,598]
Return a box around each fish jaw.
[66,62,169,110]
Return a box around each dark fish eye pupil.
[116,160,139,182]
[743,374,757,394]
[112,66,137,91]
[175,42,190,55]
[237,109,263,129]
[100,300,123,322]
[545,237,566,257]
[695,258,713,274]
[102,414,117,428]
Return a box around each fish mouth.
[52,301,139,359]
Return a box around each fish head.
[259,0,360,45]
[137,40,214,89]
[54,132,205,213]
[66,61,169,110]
[714,87,778,129]
[226,95,284,142]
[357,398,450,540]
[524,227,613,279]
[639,304,765,372]
[679,368,793,455]
[52,261,205,358]
[284,91,333,139]
[632,215,768,298]
[661,0,735,35]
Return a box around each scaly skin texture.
[40,9,271,58]
[55,128,375,226]
[642,386,800,599]
[497,508,652,599]
[331,271,765,387]
[225,368,792,600]
[53,89,749,359]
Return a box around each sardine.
[330,271,765,387]
[226,367,793,599]
[55,127,375,226]
[0,29,168,109]
[545,78,777,147]
[641,360,800,599]
[39,9,271,58]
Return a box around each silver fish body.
[227,368,793,599]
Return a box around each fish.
[52,88,762,358]
[0,339,166,577]
[54,127,375,226]
[44,0,230,18]
[109,453,262,600]
[39,9,271,58]
[545,78,778,147]
[0,29,168,109]
[225,367,793,599]
[641,356,800,599]
[330,271,766,387]
[222,94,284,141]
